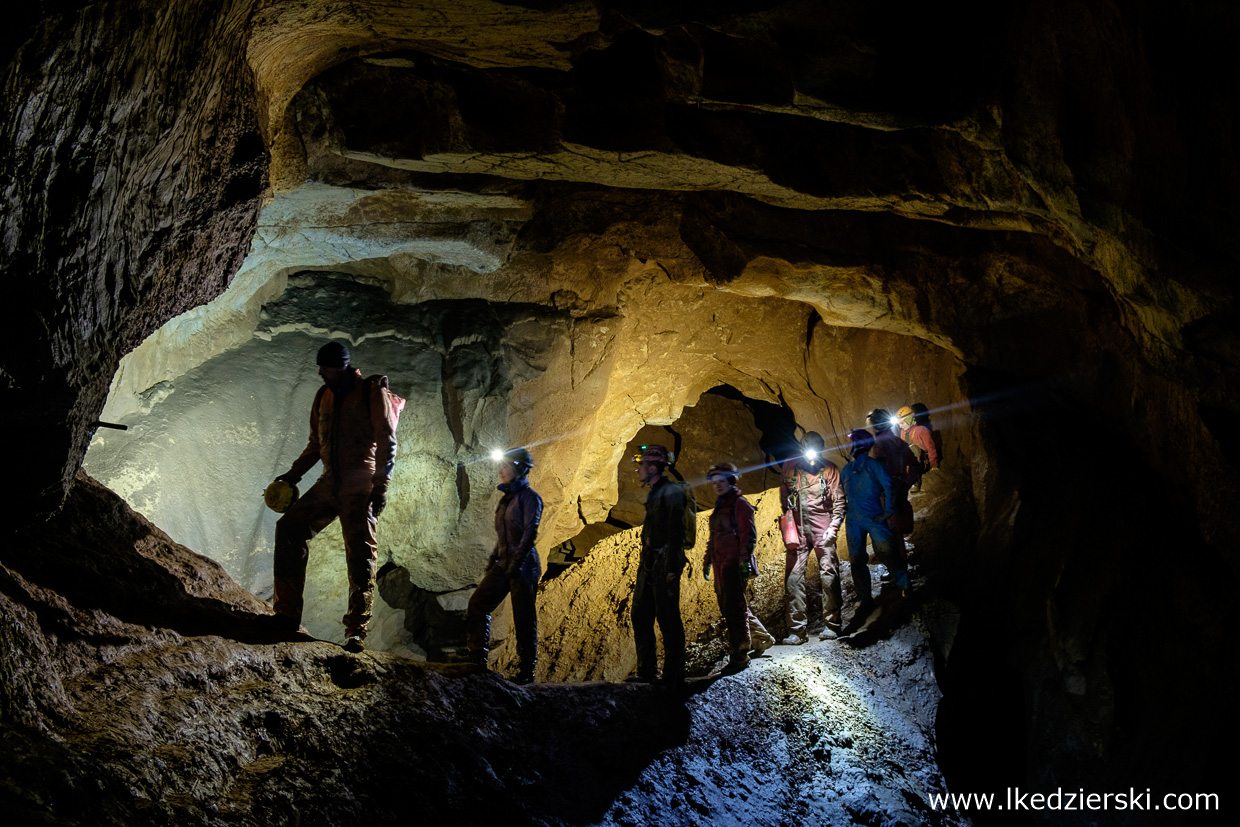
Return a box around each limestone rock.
[7,470,279,643]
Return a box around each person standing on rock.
[630,445,690,687]
[465,447,543,685]
[867,408,916,560]
[702,463,775,673]
[779,431,847,642]
[840,429,909,628]
[896,404,938,490]
[270,341,399,653]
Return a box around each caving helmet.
[867,409,893,432]
[500,447,534,476]
[846,428,875,457]
[264,479,300,513]
[633,444,674,466]
[801,431,826,462]
[706,462,740,484]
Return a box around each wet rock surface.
[590,627,961,827]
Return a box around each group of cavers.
[262,343,940,686]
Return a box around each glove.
[368,487,387,518]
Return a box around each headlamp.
[490,449,504,462]
[803,449,819,461]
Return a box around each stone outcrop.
[5,1,1240,822]
[0,483,688,825]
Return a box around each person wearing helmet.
[779,431,848,642]
[896,404,938,488]
[702,463,775,673]
[466,447,543,684]
[840,428,910,626]
[270,341,399,653]
[867,408,916,561]
[630,444,689,687]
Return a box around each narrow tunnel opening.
[542,383,798,579]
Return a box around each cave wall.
[85,266,969,650]
[5,0,1240,818]
[1,0,267,520]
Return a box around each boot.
[512,662,536,685]
[750,626,776,656]
[465,648,489,673]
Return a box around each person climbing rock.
[779,431,847,642]
[270,341,398,653]
[466,447,543,685]
[630,445,690,687]
[702,463,775,674]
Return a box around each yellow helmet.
[264,479,299,513]
[896,406,915,419]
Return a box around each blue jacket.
[840,453,893,523]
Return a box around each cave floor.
[583,598,963,827]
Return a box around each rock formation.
[4,1,1239,824]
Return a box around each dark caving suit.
[704,484,771,659]
[780,457,847,636]
[870,428,916,559]
[841,450,910,605]
[274,369,398,639]
[632,476,688,684]
[466,475,543,680]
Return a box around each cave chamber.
[3,2,1239,825]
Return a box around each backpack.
[675,481,697,549]
[908,444,932,475]
[364,374,406,429]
